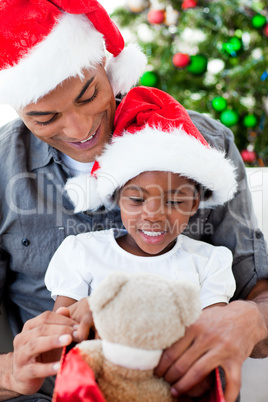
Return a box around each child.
[45,86,237,312]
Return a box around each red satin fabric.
[113,87,209,146]
[0,0,124,68]
[53,347,106,402]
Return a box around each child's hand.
[57,298,94,342]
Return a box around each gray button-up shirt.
[0,113,267,335]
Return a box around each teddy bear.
[71,271,202,402]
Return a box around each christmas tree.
[112,0,268,166]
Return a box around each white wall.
[0,105,18,126]
[242,168,268,402]
[246,168,268,240]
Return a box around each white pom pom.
[65,174,102,213]
[106,44,147,95]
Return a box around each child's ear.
[112,188,121,205]
[190,191,201,216]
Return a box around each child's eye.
[129,197,144,204]
[166,200,183,206]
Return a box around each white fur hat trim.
[66,126,237,212]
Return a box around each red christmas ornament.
[147,9,165,24]
[172,53,190,68]
[264,23,268,38]
[181,0,198,10]
[241,149,256,163]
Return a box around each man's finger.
[155,327,194,378]
[168,351,219,396]
[23,310,76,332]
[223,363,241,402]
[14,333,72,365]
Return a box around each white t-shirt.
[60,152,94,176]
[45,229,235,309]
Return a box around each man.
[0,1,267,401]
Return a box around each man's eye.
[35,115,57,126]
[79,87,99,104]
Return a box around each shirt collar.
[28,129,63,171]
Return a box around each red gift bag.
[198,367,225,402]
[52,347,106,402]
[209,367,225,402]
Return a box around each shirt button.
[255,230,262,239]
[94,224,104,231]
[21,238,30,246]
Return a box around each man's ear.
[101,56,106,67]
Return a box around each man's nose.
[62,111,93,140]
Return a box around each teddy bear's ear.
[89,271,129,314]
[171,281,201,327]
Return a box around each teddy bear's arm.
[76,339,104,378]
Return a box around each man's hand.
[8,310,77,396]
[155,300,267,402]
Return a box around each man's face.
[17,65,116,163]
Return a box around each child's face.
[118,171,200,256]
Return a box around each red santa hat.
[65,86,237,212]
[0,0,147,109]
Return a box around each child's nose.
[142,198,165,221]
